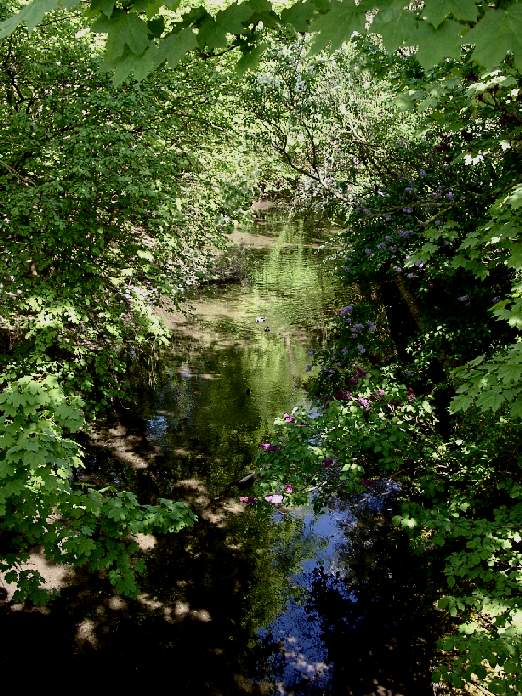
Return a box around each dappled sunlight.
[1,213,436,692]
[89,422,158,471]
[0,550,69,602]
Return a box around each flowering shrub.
[248,35,521,695]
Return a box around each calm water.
[0,213,438,693]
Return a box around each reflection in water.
[257,503,357,693]
[0,213,438,694]
[140,215,343,497]
[135,214,437,694]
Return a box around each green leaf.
[222,1,256,33]
[414,19,463,68]
[371,5,418,53]
[309,0,365,53]
[92,0,115,18]
[121,13,150,56]
[137,249,154,262]
[280,0,318,32]
[423,0,478,29]
[158,28,197,68]
[111,45,162,83]
[147,16,165,38]
[95,12,150,58]
[467,6,522,72]
[237,42,266,74]
[0,0,80,39]
[505,185,522,210]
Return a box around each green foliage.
[0,376,196,601]
[0,9,258,600]
[2,0,522,82]
[244,24,522,694]
[0,13,255,409]
[0,0,520,690]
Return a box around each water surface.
[0,213,438,694]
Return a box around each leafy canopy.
[1,0,522,83]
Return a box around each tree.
[0,5,257,600]
[1,0,521,83]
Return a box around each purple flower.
[377,242,386,250]
[284,484,293,493]
[335,389,352,401]
[265,494,284,505]
[419,168,427,177]
[357,344,366,354]
[355,367,367,378]
[393,266,402,273]
[367,322,377,332]
[352,323,364,333]
[445,191,454,201]
[376,388,385,397]
[322,457,334,468]
[357,396,370,409]
[399,229,411,238]
[407,387,415,402]
[339,305,353,316]
[259,443,281,452]
[283,413,296,423]
[365,248,374,256]
[362,478,377,488]
[403,207,413,214]
[405,186,413,193]
[240,496,257,505]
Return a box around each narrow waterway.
[126,212,437,694]
[1,212,438,694]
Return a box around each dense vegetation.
[0,4,266,599]
[1,0,521,693]
[249,26,522,696]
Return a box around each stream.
[1,212,438,694]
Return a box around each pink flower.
[259,443,282,452]
[284,484,293,493]
[283,413,296,423]
[239,496,257,505]
[265,494,284,505]
[357,396,370,409]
